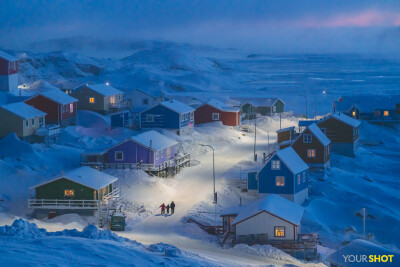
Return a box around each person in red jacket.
[160,203,166,215]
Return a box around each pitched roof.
[0,50,17,61]
[131,130,178,151]
[1,102,46,119]
[160,99,194,114]
[276,126,295,133]
[38,90,78,105]
[206,99,240,112]
[335,95,396,113]
[31,166,118,190]
[86,84,122,96]
[327,239,400,266]
[232,194,304,226]
[231,97,284,107]
[307,123,331,146]
[275,147,309,174]
[328,112,361,128]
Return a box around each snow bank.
[0,218,46,238]
[233,244,295,262]
[0,133,35,158]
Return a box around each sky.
[1,0,400,54]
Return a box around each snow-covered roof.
[38,90,78,105]
[206,99,240,112]
[221,206,242,216]
[327,239,400,266]
[298,120,317,127]
[275,147,309,174]
[0,102,46,119]
[87,84,122,96]
[160,99,195,114]
[232,194,304,226]
[276,126,295,133]
[0,50,17,61]
[131,130,178,151]
[31,166,118,190]
[307,123,331,146]
[335,95,396,113]
[232,97,284,107]
[328,112,361,128]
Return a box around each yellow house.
[0,102,46,139]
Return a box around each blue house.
[140,99,195,135]
[248,147,309,204]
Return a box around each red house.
[25,90,78,126]
[195,99,240,126]
[0,51,18,93]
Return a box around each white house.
[232,194,304,244]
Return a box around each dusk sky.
[1,0,400,53]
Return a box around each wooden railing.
[28,199,99,209]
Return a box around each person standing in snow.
[160,203,166,215]
[166,204,170,214]
[170,201,175,214]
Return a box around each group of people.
[159,201,175,215]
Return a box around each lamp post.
[200,144,216,204]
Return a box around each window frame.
[297,174,301,185]
[64,189,75,197]
[115,151,124,161]
[31,118,35,126]
[166,147,171,158]
[146,114,154,122]
[25,120,29,128]
[275,176,285,187]
[384,110,389,117]
[307,149,316,158]
[212,113,220,121]
[271,160,281,170]
[303,134,312,143]
[142,98,149,105]
[303,172,306,183]
[89,97,95,104]
[274,226,285,237]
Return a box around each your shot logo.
[343,254,395,264]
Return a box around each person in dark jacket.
[166,204,170,214]
[160,203,166,215]
[170,201,175,214]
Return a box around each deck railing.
[28,199,99,209]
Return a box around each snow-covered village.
[1,1,400,266]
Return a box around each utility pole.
[254,115,257,161]
[200,144,216,204]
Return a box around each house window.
[181,114,185,122]
[352,111,356,117]
[384,111,389,117]
[142,98,149,105]
[156,151,159,160]
[274,226,285,237]
[31,119,35,126]
[320,128,326,134]
[297,174,301,185]
[275,176,285,186]
[271,160,280,170]
[190,112,194,120]
[307,149,316,158]
[272,106,277,113]
[64,189,74,197]
[303,172,306,183]
[115,151,124,161]
[25,120,29,127]
[212,113,220,121]
[160,149,164,158]
[110,96,116,104]
[375,110,381,117]
[146,114,154,122]
[185,113,188,120]
[39,117,44,127]
[89,97,95,104]
[303,134,312,143]
[167,147,171,158]
[70,103,74,113]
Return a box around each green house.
[234,97,285,120]
[29,166,118,211]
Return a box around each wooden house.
[195,99,240,127]
[71,83,128,115]
[0,102,46,141]
[316,112,361,156]
[81,130,190,177]
[276,126,297,149]
[249,147,309,204]
[232,97,285,120]
[25,90,78,126]
[292,123,331,168]
[326,239,400,267]
[334,95,398,125]
[140,99,195,135]
[228,195,304,245]
[0,51,18,93]
[28,166,119,218]
[130,89,166,111]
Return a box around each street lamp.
[200,144,216,204]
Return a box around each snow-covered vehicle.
[110,212,126,231]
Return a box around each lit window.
[115,151,124,161]
[271,160,281,170]
[352,111,356,117]
[146,114,154,122]
[297,174,301,185]
[274,226,285,237]
[384,111,389,117]
[110,96,116,104]
[89,97,95,104]
[307,149,316,158]
[303,134,312,143]
[64,190,74,197]
[276,176,285,186]
[70,103,74,113]
[212,113,220,120]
